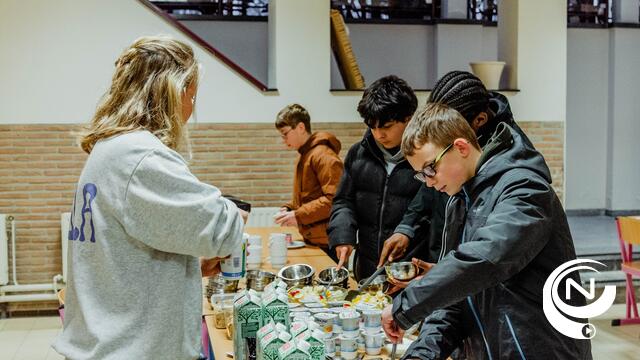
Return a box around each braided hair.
[428,71,490,124]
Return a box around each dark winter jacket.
[328,129,446,280]
[284,132,343,246]
[392,123,592,359]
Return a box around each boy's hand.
[335,245,353,270]
[274,210,297,227]
[382,305,405,343]
[386,258,435,294]
[377,233,410,267]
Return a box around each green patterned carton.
[262,292,289,327]
[289,321,308,338]
[257,321,276,341]
[278,339,311,360]
[256,321,276,360]
[295,329,325,360]
[233,292,262,360]
[259,330,291,360]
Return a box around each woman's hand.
[200,257,226,277]
[239,209,249,224]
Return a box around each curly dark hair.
[357,75,417,128]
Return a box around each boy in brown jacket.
[274,104,344,262]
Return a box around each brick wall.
[0,121,563,312]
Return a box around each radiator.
[0,215,7,285]
[246,207,280,227]
[61,213,70,283]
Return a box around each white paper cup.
[269,233,288,258]
[339,310,360,336]
[266,255,286,269]
[363,331,386,355]
[362,309,382,333]
[248,235,262,247]
[339,335,358,359]
[246,245,262,268]
[324,336,337,356]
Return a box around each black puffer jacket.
[328,130,444,281]
[392,123,592,360]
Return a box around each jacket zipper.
[505,314,527,360]
[364,138,407,256]
[377,174,389,252]
[438,196,455,261]
[467,297,493,360]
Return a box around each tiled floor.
[0,304,638,359]
[0,316,64,360]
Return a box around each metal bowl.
[246,270,276,291]
[317,266,350,288]
[385,261,418,281]
[277,263,315,288]
[206,275,240,298]
[357,275,389,294]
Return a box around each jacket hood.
[465,122,552,193]
[299,131,341,154]
[476,91,515,146]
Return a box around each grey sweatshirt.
[53,131,244,359]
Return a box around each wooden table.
[203,226,391,360]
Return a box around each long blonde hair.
[81,36,199,154]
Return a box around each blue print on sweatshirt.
[68,183,97,243]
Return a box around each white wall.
[607,28,640,211]
[499,0,567,122]
[565,29,609,211]
[0,0,368,124]
[565,27,640,212]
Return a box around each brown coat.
[285,132,344,246]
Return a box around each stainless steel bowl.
[317,266,350,288]
[357,275,388,294]
[277,264,315,288]
[385,261,417,281]
[246,270,276,291]
[207,274,240,294]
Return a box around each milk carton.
[295,329,325,360]
[233,292,262,360]
[259,330,291,360]
[262,292,289,327]
[278,339,311,360]
[289,321,308,338]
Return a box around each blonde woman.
[53,36,246,359]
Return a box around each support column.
[268,0,330,96]
[498,0,567,122]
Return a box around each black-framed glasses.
[279,128,293,139]
[414,143,453,182]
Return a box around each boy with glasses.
[381,103,591,359]
[274,104,344,261]
[385,70,552,291]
